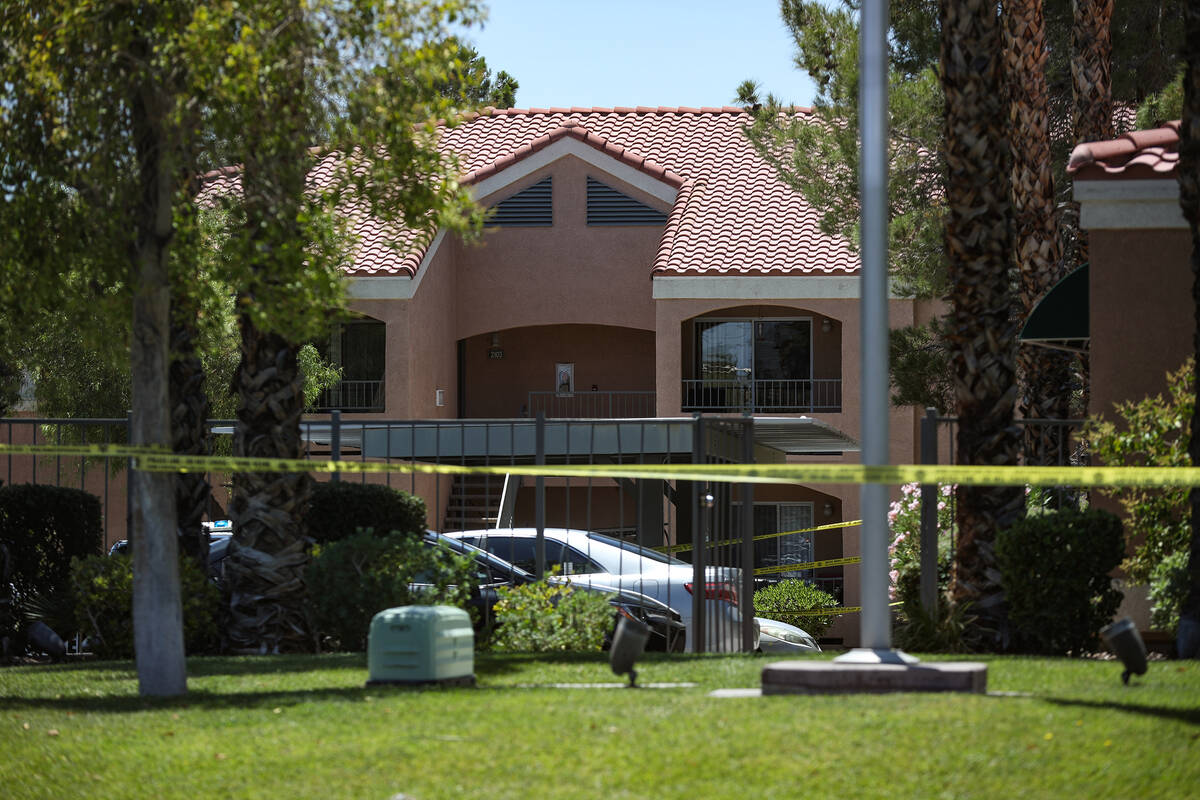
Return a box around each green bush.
[996,508,1125,655]
[1148,548,1190,635]
[0,484,103,605]
[70,554,221,659]
[305,530,477,651]
[490,580,614,652]
[305,482,427,545]
[753,579,838,638]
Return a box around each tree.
[203,0,490,652]
[1006,0,1075,470]
[0,0,220,695]
[1178,0,1200,660]
[437,41,519,108]
[940,0,1023,646]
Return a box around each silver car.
[445,527,750,652]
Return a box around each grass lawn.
[0,651,1196,799]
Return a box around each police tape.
[658,519,862,555]
[754,556,862,576]
[5,442,1200,487]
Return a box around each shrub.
[1148,548,1190,635]
[305,530,477,651]
[888,482,955,606]
[70,554,221,659]
[996,508,1125,655]
[753,579,838,638]
[1087,359,1191,584]
[0,484,103,605]
[305,482,427,545]
[490,580,614,652]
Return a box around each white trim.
[470,137,679,206]
[1074,177,1188,230]
[653,275,890,300]
[345,230,447,299]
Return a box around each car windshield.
[584,531,688,566]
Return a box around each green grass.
[1,652,1197,799]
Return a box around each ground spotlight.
[610,615,650,688]
[1099,617,1147,685]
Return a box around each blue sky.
[465,0,818,110]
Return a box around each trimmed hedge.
[996,508,1125,655]
[0,484,103,604]
[753,579,838,638]
[305,482,427,544]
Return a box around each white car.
[445,527,749,653]
[756,617,821,654]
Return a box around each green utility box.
[366,605,475,687]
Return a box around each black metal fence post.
[740,415,756,652]
[329,410,341,484]
[691,415,706,653]
[535,411,545,581]
[919,406,939,614]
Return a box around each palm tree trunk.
[226,326,312,653]
[941,0,1024,647]
[1006,0,1075,473]
[169,298,211,572]
[1176,0,1200,659]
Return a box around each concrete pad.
[762,660,987,695]
[709,688,763,698]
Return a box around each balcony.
[313,380,385,413]
[526,390,656,418]
[681,379,842,414]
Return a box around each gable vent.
[488,176,552,226]
[586,177,668,226]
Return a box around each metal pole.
[740,415,756,653]
[692,416,705,653]
[535,412,545,580]
[330,410,341,484]
[920,407,939,614]
[837,0,909,662]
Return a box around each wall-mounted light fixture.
[823,502,834,517]
[821,318,832,334]
[488,332,504,360]
[490,333,500,347]
[435,389,446,407]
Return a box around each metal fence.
[0,413,846,653]
[915,409,1087,610]
[681,378,841,413]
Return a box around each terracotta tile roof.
[1067,121,1181,180]
[198,106,861,279]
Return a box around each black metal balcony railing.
[313,380,385,413]
[526,390,657,419]
[681,379,842,413]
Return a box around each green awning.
[1020,264,1089,353]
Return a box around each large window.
[313,320,385,412]
[687,318,831,412]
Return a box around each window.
[313,319,385,412]
[732,502,815,579]
[460,535,603,576]
[685,317,834,412]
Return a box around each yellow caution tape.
[754,556,862,576]
[659,519,862,555]
[4,443,1200,488]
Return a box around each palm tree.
[941,0,1025,645]
[1175,0,1200,659]
[224,4,315,654]
[1007,0,1075,469]
[169,297,211,571]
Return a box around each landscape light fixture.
[609,615,651,687]
[1099,617,1148,685]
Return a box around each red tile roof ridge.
[472,105,753,117]
[1068,121,1181,178]
[462,122,687,189]
[652,179,701,275]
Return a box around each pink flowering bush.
[887,482,955,604]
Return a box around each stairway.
[443,474,505,531]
